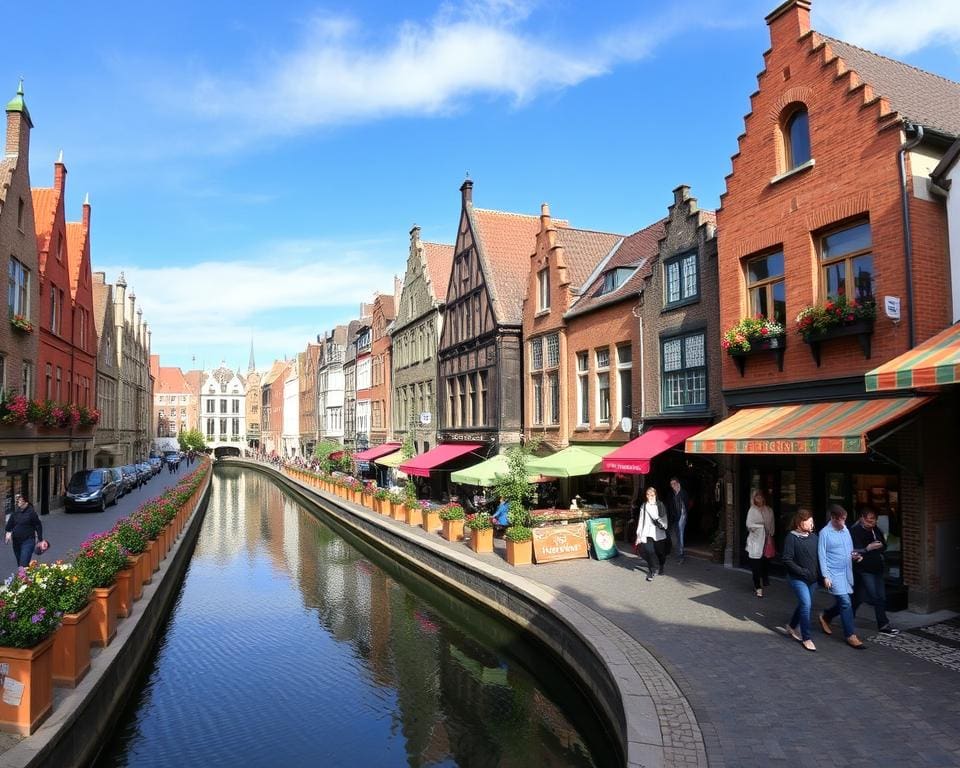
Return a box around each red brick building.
[369,292,396,446]
[689,0,960,609]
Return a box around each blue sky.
[3,0,958,372]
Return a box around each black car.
[119,465,141,493]
[64,469,120,512]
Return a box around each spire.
[5,78,31,124]
[248,337,256,372]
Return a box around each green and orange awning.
[865,322,960,391]
[685,397,930,455]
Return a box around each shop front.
[399,442,487,500]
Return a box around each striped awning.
[865,322,960,391]
[685,397,930,455]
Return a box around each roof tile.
[423,242,454,302]
[555,227,624,290]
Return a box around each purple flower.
[8,612,16,620]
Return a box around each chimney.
[128,291,136,325]
[54,149,67,193]
[114,272,127,322]
[765,0,811,44]
[460,178,473,206]
[673,184,691,205]
[82,192,90,232]
[540,202,552,231]
[5,79,32,159]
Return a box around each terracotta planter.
[391,502,406,521]
[115,567,134,618]
[470,527,493,554]
[405,505,423,527]
[145,539,159,578]
[90,584,118,647]
[52,604,91,688]
[422,510,442,533]
[441,518,464,541]
[0,634,55,734]
[362,494,374,510]
[506,537,533,566]
[127,554,145,600]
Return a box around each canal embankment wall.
[0,470,213,768]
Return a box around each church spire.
[248,336,256,372]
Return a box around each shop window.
[661,331,706,411]
[664,251,698,307]
[820,221,873,303]
[746,250,786,324]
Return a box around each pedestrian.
[850,506,899,636]
[745,489,775,597]
[4,493,44,568]
[781,508,820,652]
[492,497,509,527]
[818,504,866,649]
[635,486,669,582]
[667,477,693,563]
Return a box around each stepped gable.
[66,222,86,298]
[31,187,57,262]
[471,208,568,326]
[816,34,960,137]
[422,242,454,302]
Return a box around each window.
[596,347,611,424]
[664,251,698,306]
[617,344,632,419]
[784,106,810,169]
[220,418,227,436]
[537,268,550,311]
[55,367,62,400]
[8,257,29,317]
[206,418,215,437]
[458,375,467,426]
[820,221,873,303]
[21,361,32,398]
[232,418,240,435]
[49,286,58,334]
[548,372,560,425]
[45,364,52,399]
[577,352,589,426]
[530,338,543,371]
[533,376,543,425]
[0,356,6,392]
[478,370,488,426]
[546,333,559,368]
[662,332,707,411]
[232,399,240,414]
[206,400,215,413]
[17,198,24,231]
[747,250,786,323]
[220,399,227,413]
[599,267,633,296]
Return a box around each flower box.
[803,319,874,367]
[441,518,464,541]
[127,554,145,600]
[0,635,54,734]
[506,538,533,566]
[728,334,787,376]
[421,509,442,533]
[115,567,134,619]
[90,584,118,648]
[470,527,493,554]
[404,504,423,528]
[52,604,92,688]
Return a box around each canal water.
[94,466,618,767]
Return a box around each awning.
[329,450,344,461]
[865,322,960,391]
[450,454,548,487]
[352,443,402,462]
[399,443,484,477]
[525,444,616,478]
[685,397,931,455]
[374,450,405,468]
[601,425,706,475]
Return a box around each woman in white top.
[635,486,669,582]
[745,490,776,597]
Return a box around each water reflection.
[95,467,615,768]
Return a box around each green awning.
[374,450,405,468]
[450,454,545,487]
[525,444,617,478]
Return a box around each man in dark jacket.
[850,507,899,635]
[667,477,692,563]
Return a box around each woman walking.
[635,486,669,582]
[781,509,819,651]
[4,493,43,568]
[745,490,775,597]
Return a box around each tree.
[178,429,207,452]
[493,440,540,539]
[313,439,351,473]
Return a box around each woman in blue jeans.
[818,504,866,649]
[4,493,43,568]
[781,509,819,652]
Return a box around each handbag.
[762,534,776,559]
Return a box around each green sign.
[587,518,618,560]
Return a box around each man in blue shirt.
[818,505,866,649]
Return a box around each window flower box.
[9,314,32,333]
[727,334,787,376]
[796,297,876,367]
[722,316,786,376]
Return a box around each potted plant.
[505,525,534,566]
[405,499,428,528]
[0,566,61,733]
[388,491,406,520]
[73,532,128,647]
[466,512,494,553]
[494,443,538,564]
[9,313,33,333]
[32,562,93,687]
[421,501,442,533]
[439,503,465,541]
[373,487,390,514]
[0,392,30,427]
[113,517,148,604]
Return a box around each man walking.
[850,507,899,636]
[667,477,692,563]
[818,505,866,649]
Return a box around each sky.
[3,0,959,373]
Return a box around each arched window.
[784,107,810,169]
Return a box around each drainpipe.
[898,123,924,348]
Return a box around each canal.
[94,465,618,767]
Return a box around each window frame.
[660,329,708,413]
[537,267,550,312]
[576,352,589,427]
[745,249,786,324]
[784,105,811,170]
[663,250,699,308]
[595,346,611,425]
[818,220,874,304]
[8,257,29,317]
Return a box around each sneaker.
[879,625,901,636]
[818,613,833,635]
[646,573,655,582]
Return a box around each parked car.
[148,457,162,475]
[107,467,126,497]
[64,469,120,512]
[164,451,181,466]
[119,465,140,493]
[136,462,153,485]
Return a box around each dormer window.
[537,268,550,312]
[598,267,633,296]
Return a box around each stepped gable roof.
[260,359,288,387]
[376,293,396,320]
[471,208,567,325]
[423,242,454,302]
[156,366,188,393]
[566,218,667,318]
[0,158,15,207]
[31,187,57,257]
[91,277,111,339]
[66,221,86,298]
[817,34,960,137]
[554,227,624,291]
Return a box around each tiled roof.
[156,366,189,393]
[471,208,567,325]
[819,34,960,136]
[184,370,204,394]
[150,354,159,380]
[31,187,57,256]
[565,218,667,318]
[423,242,454,302]
[66,222,85,298]
[555,227,624,290]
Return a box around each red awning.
[399,443,484,478]
[601,425,706,475]
[329,451,344,461]
[352,443,402,462]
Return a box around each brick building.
[92,273,120,466]
[688,0,960,609]
[299,344,320,456]
[369,291,396,447]
[151,356,194,439]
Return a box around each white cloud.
[816,0,960,55]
